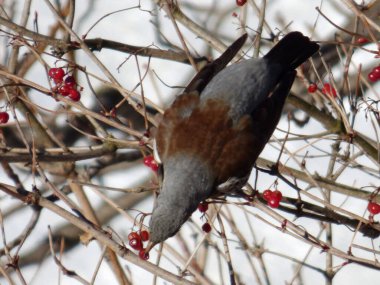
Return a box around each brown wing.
[156,94,232,165]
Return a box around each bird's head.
[146,154,214,252]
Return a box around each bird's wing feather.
[156,94,232,166]
[184,34,248,94]
[215,71,296,184]
[155,92,199,162]
[200,58,277,123]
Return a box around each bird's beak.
[144,241,157,253]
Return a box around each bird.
[145,32,319,252]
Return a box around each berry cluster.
[48,67,81,102]
[0,111,9,124]
[262,189,282,208]
[128,230,150,260]
[197,202,212,233]
[307,82,337,98]
[367,201,380,216]
[368,66,380,83]
[143,155,159,172]
[321,83,337,98]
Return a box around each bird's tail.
[264,32,319,70]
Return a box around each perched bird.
[146,32,319,252]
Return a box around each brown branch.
[82,38,207,64]
[256,157,377,203]
[0,183,197,285]
[0,15,207,65]
[287,94,379,164]
[0,143,117,163]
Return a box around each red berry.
[139,230,149,242]
[356,37,369,44]
[307,83,317,93]
[245,194,254,202]
[64,76,77,88]
[143,130,150,138]
[202,222,212,233]
[198,202,208,213]
[322,83,337,98]
[367,202,380,215]
[48,67,65,83]
[68,89,81,101]
[236,0,247,6]
[368,71,378,82]
[128,232,140,241]
[272,190,282,201]
[0,112,9,124]
[143,155,159,171]
[373,66,380,77]
[143,155,154,167]
[139,249,149,260]
[54,78,63,84]
[150,160,159,172]
[58,85,71,96]
[129,238,143,250]
[263,190,273,201]
[232,12,238,17]
[268,198,280,208]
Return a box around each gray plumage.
[148,155,214,243]
[201,59,281,123]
